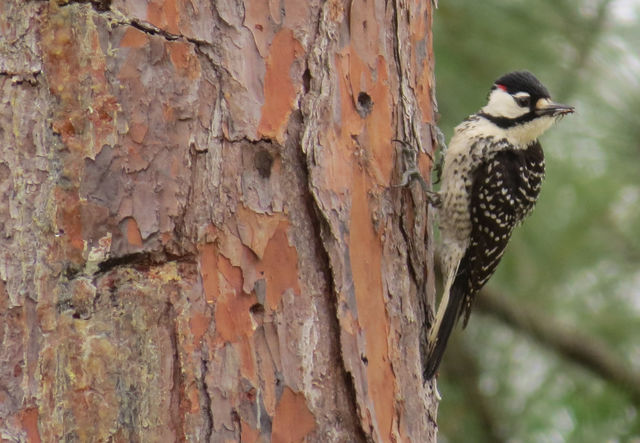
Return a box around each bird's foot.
[429,123,447,185]
[393,139,442,207]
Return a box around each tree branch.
[475,288,640,405]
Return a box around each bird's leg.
[393,139,442,207]
[429,123,447,186]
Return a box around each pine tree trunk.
[0,0,438,441]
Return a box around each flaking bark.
[0,0,438,440]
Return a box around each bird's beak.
[535,98,575,117]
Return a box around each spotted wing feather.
[457,140,545,324]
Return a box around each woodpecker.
[424,71,574,379]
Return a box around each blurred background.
[432,0,640,441]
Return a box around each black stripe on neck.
[478,111,538,128]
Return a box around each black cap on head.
[494,71,550,98]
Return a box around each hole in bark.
[64,265,81,280]
[356,92,373,118]
[250,303,265,325]
[254,150,274,178]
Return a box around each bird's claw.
[426,190,441,208]
[396,167,442,207]
[393,139,442,207]
[396,167,427,190]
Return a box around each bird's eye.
[515,96,531,107]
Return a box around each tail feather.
[424,266,468,380]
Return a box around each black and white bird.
[424,71,574,379]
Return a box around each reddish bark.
[0,0,438,441]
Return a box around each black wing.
[459,140,545,324]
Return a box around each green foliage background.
[432,0,640,441]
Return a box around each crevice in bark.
[95,251,196,274]
[193,45,231,115]
[295,1,377,438]
[294,104,369,442]
[398,192,434,381]
[231,409,241,441]
[58,0,111,12]
[96,252,150,273]
[126,18,181,40]
[166,301,186,442]
[199,355,213,442]
[398,204,421,288]
[0,70,41,86]
[211,134,278,146]
[59,2,218,50]
[389,0,435,385]
[341,365,371,443]
[390,0,409,140]
[175,142,204,244]
[113,18,211,50]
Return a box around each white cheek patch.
[482,89,528,119]
[505,115,555,144]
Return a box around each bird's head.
[479,71,574,144]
